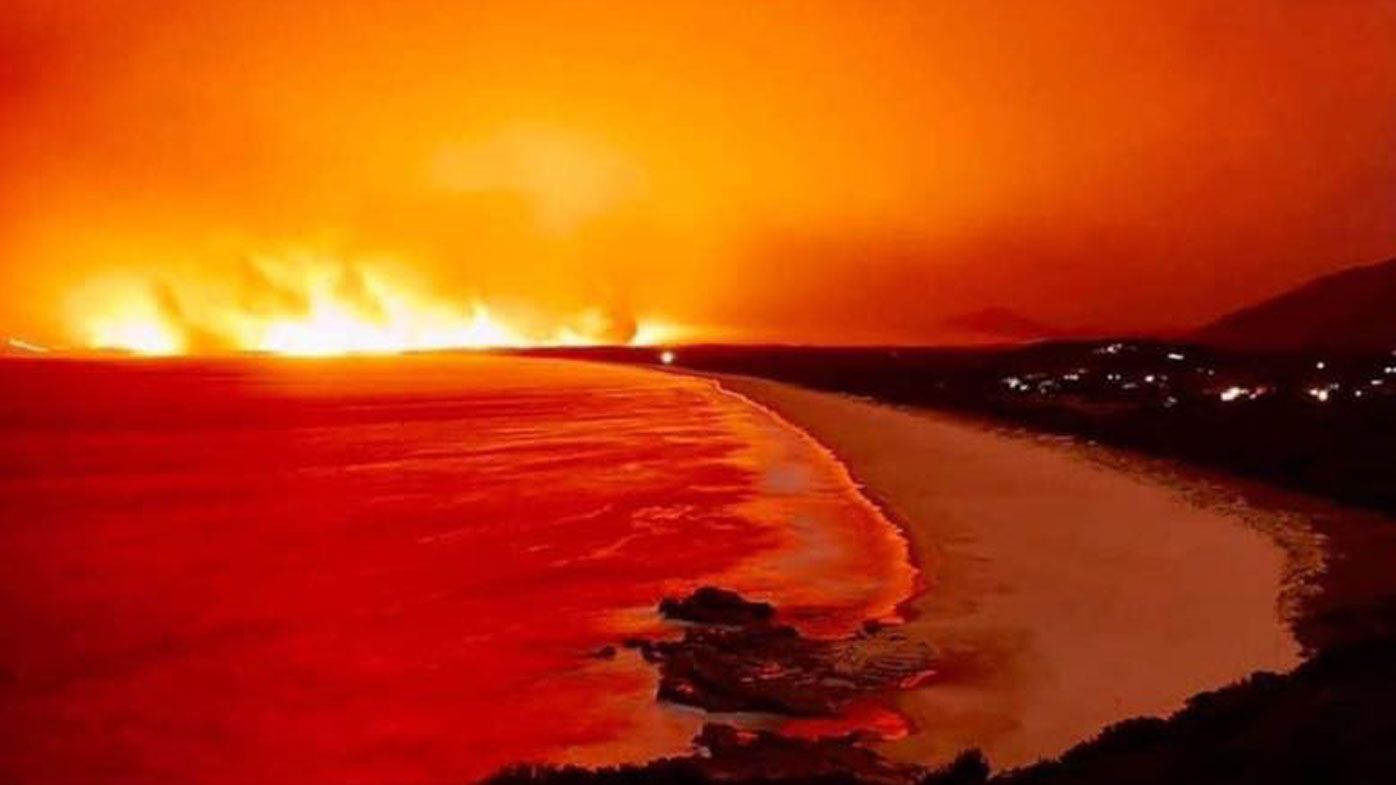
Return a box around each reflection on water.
[0,356,912,784]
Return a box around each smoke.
[329,264,387,322]
[232,259,310,317]
[150,282,230,354]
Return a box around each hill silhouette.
[1198,257,1396,352]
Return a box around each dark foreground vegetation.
[523,341,1396,516]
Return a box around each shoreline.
[703,375,927,626]
[710,373,1324,769]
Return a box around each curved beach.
[715,375,1312,769]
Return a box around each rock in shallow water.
[659,586,777,626]
[649,588,934,715]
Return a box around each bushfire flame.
[69,254,683,356]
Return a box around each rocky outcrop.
[647,587,932,716]
[658,586,776,626]
[652,620,933,715]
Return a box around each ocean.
[0,355,913,783]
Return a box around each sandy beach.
[716,375,1319,769]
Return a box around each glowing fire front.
[71,255,683,356]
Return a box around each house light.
[1219,386,1247,402]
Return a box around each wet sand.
[715,375,1315,769]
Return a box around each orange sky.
[3,0,1395,348]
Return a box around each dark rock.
[650,621,934,716]
[620,637,660,661]
[862,618,892,635]
[659,586,776,626]
[591,645,618,660]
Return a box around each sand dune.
[717,375,1312,769]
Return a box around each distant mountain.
[1197,257,1396,353]
[939,307,1062,342]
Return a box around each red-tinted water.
[0,356,914,784]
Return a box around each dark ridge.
[1197,257,1396,353]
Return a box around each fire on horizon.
[2,1,1395,354]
